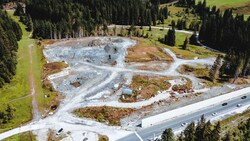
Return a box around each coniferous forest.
[197,1,250,78]
[160,116,250,141]
[0,10,22,88]
[24,0,169,39]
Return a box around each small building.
[122,88,133,95]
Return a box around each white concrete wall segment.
[141,87,250,128]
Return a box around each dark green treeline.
[0,10,22,88]
[197,0,250,78]
[160,116,250,141]
[25,0,168,39]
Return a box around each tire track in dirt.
[29,44,41,121]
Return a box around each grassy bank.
[74,106,135,126]
[38,41,66,115]
[6,11,60,122]
[139,28,218,59]
[220,109,250,135]
[121,75,172,102]
[3,131,36,141]
[178,64,221,87]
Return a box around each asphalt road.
[118,93,250,141]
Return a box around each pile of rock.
[172,84,194,94]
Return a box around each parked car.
[181,122,187,127]
[222,103,227,106]
[237,104,242,107]
[211,112,217,116]
[241,96,247,99]
[56,128,63,135]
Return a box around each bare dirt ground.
[42,62,69,90]
[121,75,172,102]
[1,36,247,141]
[74,106,135,126]
[229,77,250,84]
[126,37,173,71]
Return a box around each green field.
[204,0,249,8]
[201,0,250,15]
[159,0,250,30]
[157,5,199,29]
[160,0,250,29]
[139,28,218,59]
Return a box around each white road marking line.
[134,131,143,141]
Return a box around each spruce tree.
[223,132,234,141]
[0,10,21,88]
[161,128,175,141]
[120,27,124,36]
[184,122,196,141]
[243,118,250,140]
[14,2,24,16]
[242,56,249,77]
[211,122,221,141]
[178,132,185,141]
[189,31,198,45]
[165,26,175,46]
[203,121,212,141]
[195,115,206,141]
[233,58,244,83]
[182,37,188,50]
[113,26,117,36]
[209,55,223,82]
[163,6,168,19]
